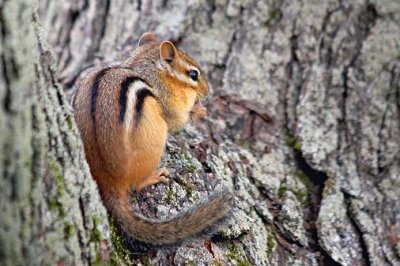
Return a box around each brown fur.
[73,33,232,247]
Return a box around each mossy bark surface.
[0,1,115,265]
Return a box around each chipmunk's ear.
[160,41,176,63]
[138,32,157,47]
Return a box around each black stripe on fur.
[119,76,151,123]
[134,88,155,124]
[90,67,114,123]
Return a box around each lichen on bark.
[1,1,116,265]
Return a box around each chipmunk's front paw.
[190,104,207,121]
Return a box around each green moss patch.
[224,243,251,266]
[49,161,66,217]
[109,218,131,265]
[266,233,276,257]
[286,135,301,151]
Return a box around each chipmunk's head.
[134,32,209,132]
[138,32,209,101]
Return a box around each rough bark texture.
[0,1,116,265]
[1,0,399,265]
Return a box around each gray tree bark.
[1,0,399,265]
[0,1,115,265]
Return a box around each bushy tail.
[110,189,233,249]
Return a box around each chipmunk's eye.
[187,69,199,81]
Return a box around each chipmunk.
[73,32,232,247]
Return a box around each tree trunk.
[0,1,115,265]
[2,0,399,265]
